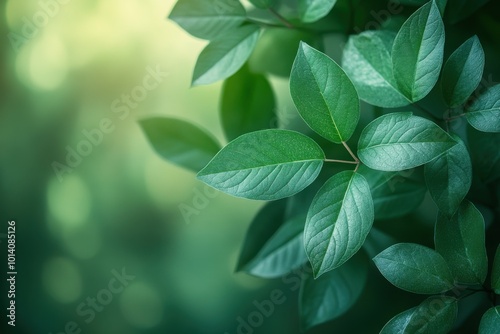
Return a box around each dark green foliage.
[142,0,500,332]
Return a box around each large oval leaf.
[435,200,488,285]
[373,243,454,294]
[381,296,458,334]
[392,1,445,102]
[192,24,260,86]
[358,112,457,171]
[466,84,500,133]
[425,135,472,217]
[290,42,359,143]
[299,255,367,331]
[304,171,374,277]
[197,129,324,200]
[298,0,338,23]
[342,30,410,108]
[169,0,247,40]
[221,66,276,141]
[479,307,500,334]
[139,117,221,172]
[441,35,485,108]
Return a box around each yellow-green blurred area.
[0,1,298,333]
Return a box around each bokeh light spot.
[47,174,91,229]
[119,282,163,329]
[42,257,82,304]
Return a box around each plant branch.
[324,159,358,165]
[268,8,294,29]
[445,113,466,121]
[342,141,359,163]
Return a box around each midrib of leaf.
[306,57,343,142]
[318,175,354,272]
[201,158,322,175]
[408,3,437,100]
[378,255,451,286]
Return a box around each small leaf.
[298,0,338,23]
[479,307,500,334]
[197,129,324,200]
[300,255,367,330]
[373,243,454,294]
[237,200,308,278]
[425,135,472,217]
[468,128,500,184]
[466,84,500,133]
[492,245,500,294]
[342,30,410,108]
[140,117,221,172]
[290,42,359,143]
[381,296,458,334]
[221,66,276,141]
[358,112,457,171]
[435,200,488,285]
[392,1,445,102]
[192,24,260,86]
[304,171,374,277]
[442,36,485,107]
[169,0,247,40]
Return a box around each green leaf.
[373,178,427,220]
[381,296,458,334]
[298,0,338,23]
[392,1,445,102]
[237,200,308,278]
[358,112,457,172]
[479,307,500,334]
[192,24,260,86]
[492,245,500,294]
[169,0,247,40]
[221,66,276,141]
[442,36,485,107]
[139,117,221,172]
[248,0,274,9]
[435,200,488,285]
[290,42,359,143]
[249,28,320,78]
[300,255,367,330]
[466,84,500,133]
[468,128,500,184]
[197,129,324,200]
[304,171,374,277]
[358,165,427,219]
[373,243,454,294]
[425,135,472,217]
[342,30,410,108]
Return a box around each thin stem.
[268,7,294,29]
[342,141,359,163]
[324,159,358,165]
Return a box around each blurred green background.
[1,1,499,334]
[0,1,282,333]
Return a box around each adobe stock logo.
[8,0,73,53]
